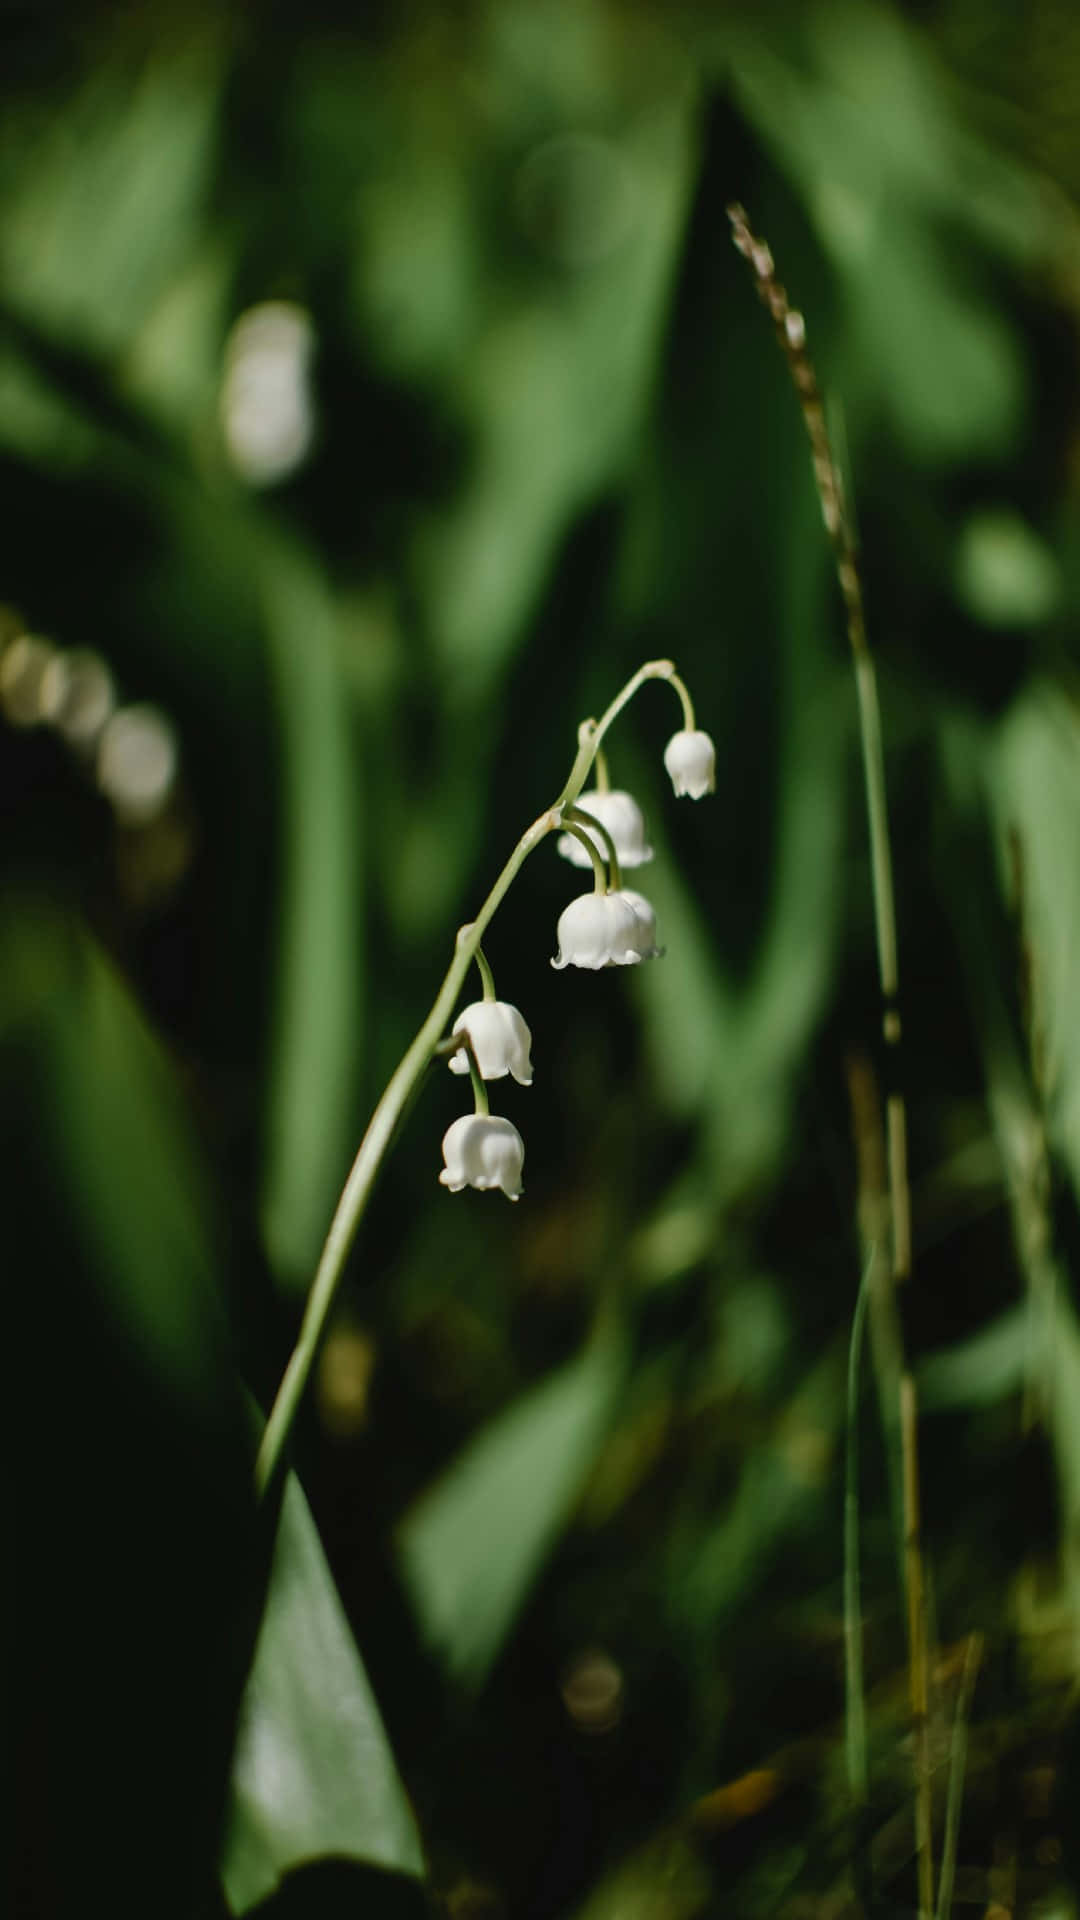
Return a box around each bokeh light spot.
[221,301,317,486]
[97,704,178,825]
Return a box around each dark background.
[7,3,1080,1915]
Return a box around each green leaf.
[670,1343,844,1634]
[573,1828,710,1920]
[3,911,257,1915]
[396,1323,626,1687]
[954,510,1061,629]
[404,100,698,686]
[918,1305,1029,1411]
[222,1474,425,1915]
[631,477,845,1200]
[730,16,1039,459]
[258,536,364,1289]
[32,917,242,1423]
[0,48,224,355]
[991,687,1080,1200]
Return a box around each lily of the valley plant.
[255,659,714,1496]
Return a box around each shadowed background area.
[7,2,1080,1916]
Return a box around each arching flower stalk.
[255,656,713,1498]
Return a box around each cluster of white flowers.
[439,721,715,1200]
[549,725,713,970]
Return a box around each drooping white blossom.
[448,1000,534,1084]
[551,889,662,970]
[663,729,716,799]
[439,1114,525,1200]
[555,790,653,869]
[617,889,663,961]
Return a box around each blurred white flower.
[40,648,115,751]
[448,1000,534,1084]
[663,729,716,799]
[221,301,316,487]
[0,634,55,727]
[439,1114,524,1200]
[97,704,178,825]
[552,889,661,970]
[556,790,653,869]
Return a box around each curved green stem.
[255,805,557,1497]
[667,670,696,733]
[472,940,497,1003]
[460,1034,489,1116]
[557,659,677,812]
[845,1252,872,1807]
[571,718,618,797]
[558,815,610,894]
[564,804,621,892]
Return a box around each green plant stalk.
[935,1632,982,1920]
[461,1035,489,1117]
[254,814,552,1496]
[255,658,688,1498]
[901,1370,933,1920]
[844,1255,872,1806]
[854,654,899,1002]
[473,944,497,1003]
[557,659,679,812]
[668,669,696,733]
[729,202,930,1918]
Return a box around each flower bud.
[552,889,662,969]
[663,729,716,799]
[448,1000,534,1084]
[439,1114,525,1200]
[556,790,653,868]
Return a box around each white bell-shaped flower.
[439,1113,524,1200]
[448,1000,534,1084]
[555,789,653,868]
[618,888,663,960]
[663,728,716,799]
[552,888,661,969]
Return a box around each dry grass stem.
[729,202,933,1916]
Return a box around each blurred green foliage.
[8,3,1080,1917]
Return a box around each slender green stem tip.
[844,1254,872,1808]
[462,1036,489,1116]
[935,1632,982,1920]
[473,942,497,1003]
[667,670,696,733]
